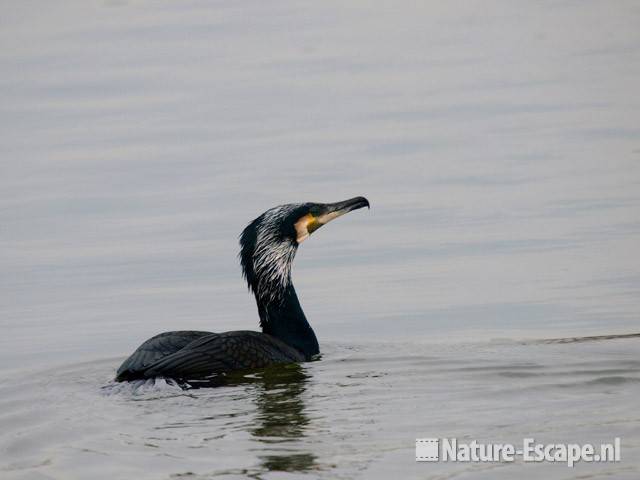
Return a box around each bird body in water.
[116,196,369,383]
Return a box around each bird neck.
[257,284,319,360]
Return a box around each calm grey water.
[1,1,639,479]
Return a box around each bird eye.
[308,205,323,216]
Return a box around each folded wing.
[116,330,212,381]
[142,331,304,380]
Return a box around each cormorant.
[115,196,369,382]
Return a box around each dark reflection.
[251,363,310,439]
[259,452,316,472]
[251,364,316,472]
[186,363,317,473]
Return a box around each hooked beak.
[295,196,370,243]
[324,196,370,215]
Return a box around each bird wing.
[116,330,212,381]
[142,330,304,380]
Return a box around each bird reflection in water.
[250,363,315,473]
[187,362,318,474]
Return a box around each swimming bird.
[115,196,369,382]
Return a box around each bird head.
[239,196,370,304]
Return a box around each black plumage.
[116,330,211,381]
[115,196,369,384]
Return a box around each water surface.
[1,1,639,478]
